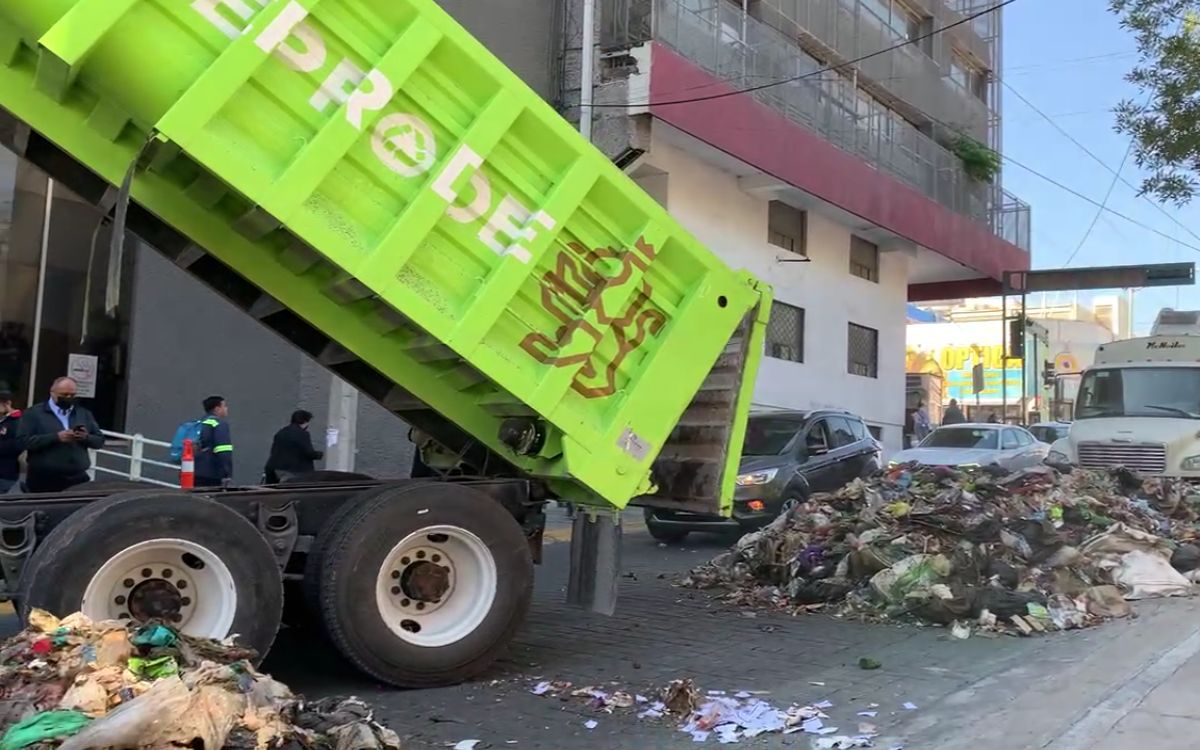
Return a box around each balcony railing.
[603,0,1030,251]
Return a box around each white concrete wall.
[635,137,909,452]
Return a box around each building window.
[848,323,879,378]
[766,302,805,363]
[862,0,925,43]
[850,235,880,283]
[949,52,988,102]
[768,201,806,256]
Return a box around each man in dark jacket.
[19,376,104,493]
[196,396,234,487]
[942,398,966,426]
[264,410,324,483]
[0,390,22,493]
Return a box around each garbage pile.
[685,465,1200,635]
[0,610,401,749]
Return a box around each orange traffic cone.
[180,438,195,489]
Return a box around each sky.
[1001,0,1200,333]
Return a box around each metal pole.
[27,179,54,406]
[1000,293,1007,422]
[580,0,596,143]
[1020,292,1027,425]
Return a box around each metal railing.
[88,430,182,488]
[604,0,1031,251]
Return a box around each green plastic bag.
[130,624,177,649]
[0,710,91,750]
[128,655,179,679]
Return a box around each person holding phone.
[18,376,105,493]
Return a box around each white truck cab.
[1050,311,1200,476]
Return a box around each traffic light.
[1043,360,1056,388]
[1008,318,1025,358]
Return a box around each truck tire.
[18,490,283,660]
[318,483,533,687]
[300,482,431,621]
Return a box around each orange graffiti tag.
[520,237,667,399]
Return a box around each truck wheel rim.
[375,525,497,647]
[81,538,237,639]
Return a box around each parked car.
[1029,421,1071,445]
[889,423,1049,471]
[643,410,882,542]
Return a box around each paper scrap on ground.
[452,742,481,750]
[857,711,878,717]
[530,681,552,695]
[902,702,918,710]
[814,700,834,709]
[584,720,598,730]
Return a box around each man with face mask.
[0,390,23,493]
[18,376,104,493]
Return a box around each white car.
[891,423,1050,471]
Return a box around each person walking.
[18,376,104,493]
[942,398,966,426]
[913,400,932,442]
[196,395,234,488]
[0,390,23,493]
[263,409,324,483]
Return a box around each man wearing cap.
[0,390,22,493]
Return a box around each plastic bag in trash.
[0,710,90,750]
[57,676,191,750]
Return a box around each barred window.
[766,302,805,363]
[768,201,807,256]
[850,235,880,283]
[848,323,879,378]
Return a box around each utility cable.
[1063,136,1136,266]
[583,0,1019,108]
[1000,81,1200,245]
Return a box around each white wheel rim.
[81,538,237,639]
[375,525,497,648]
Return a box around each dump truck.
[0,0,770,686]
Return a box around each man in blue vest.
[196,395,233,487]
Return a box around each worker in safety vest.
[195,395,233,487]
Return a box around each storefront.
[0,146,134,429]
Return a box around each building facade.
[0,0,1031,480]
[586,0,1031,449]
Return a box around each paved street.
[258,508,1200,750]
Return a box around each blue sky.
[1002,0,1200,332]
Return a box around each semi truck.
[1047,310,1200,477]
[0,0,771,686]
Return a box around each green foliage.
[950,135,1001,183]
[1110,0,1200,205]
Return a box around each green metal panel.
[0,0,770,509]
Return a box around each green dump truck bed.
[0,0,769,512]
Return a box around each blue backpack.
[169,419,204,462]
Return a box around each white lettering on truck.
[191,0,555,264]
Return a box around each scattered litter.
[0,610,401,750]
[809,682,826,687]
[857,657,881,670]
[814,700,834,709]
[452,742,482,750]
[584,720,598,730]
[530,681,553,695]
[902,702,919,711]
[684,466,1200,634]
[814,737,872,749]
[856,711,878,718]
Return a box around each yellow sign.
[905,344,1020,374]
[1054,352,1079,373]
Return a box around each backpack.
[170,419,204,462]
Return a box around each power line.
[1000,80,1200,245]
[584,0,1019,108]
[1003,50,1137,74]
[1002,153,1200,255]
[1063,136,1136,266]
